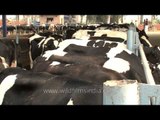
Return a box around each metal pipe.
[2,15,7,37]
[134,32,141,56]
[139,44,155,85]
[127,27,134,53]
[16,15,19,44]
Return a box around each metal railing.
[103,25,160,105]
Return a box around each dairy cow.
[0,39,17,71]
[28,33,59,69]
[0,66,126,105]
[32,40,147,84]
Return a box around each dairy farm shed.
[0,15,160,105]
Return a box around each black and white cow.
[142,45,160,84]
[0,66,126,105]
[28,33,59,69]
[0,39,17,71]
[0,30,152,105]
[32,39,147,84]
[143,46,160,64]
[0,67,70,105]
[151,64,160,84]
[0,67,72,105]
[71,26,151,48]
[89,36,125,42]
[72,29,127,40]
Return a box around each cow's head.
[136,28,149,39]
[42,37,59,54]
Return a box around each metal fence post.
[2,15,7,37]
[127,25,135,53]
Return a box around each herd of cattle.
[0,23,160,105]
